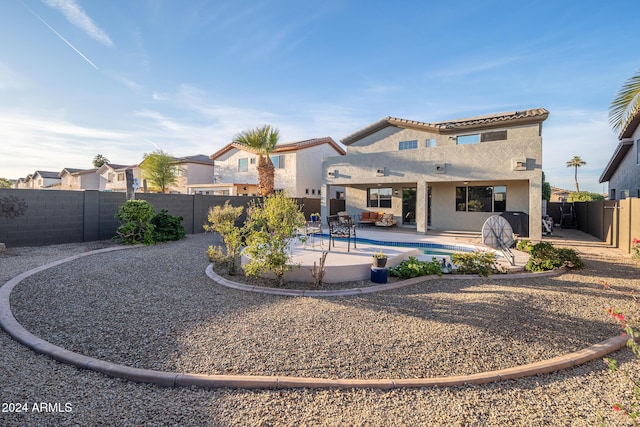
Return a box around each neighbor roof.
[210,137,345,160]
[341,108,550,145]
[618,104,640,139]
[599,138,634,183]
[173,154,214,165]
[33,170,62,179]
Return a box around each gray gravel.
[1,231,639,426]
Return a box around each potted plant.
[372,249,388,268]
[310,212,320,222]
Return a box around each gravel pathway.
[1,230,639,426]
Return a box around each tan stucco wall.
[323,122,543,238]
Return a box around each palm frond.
[609,70,640,133]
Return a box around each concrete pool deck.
[256,228,530,283]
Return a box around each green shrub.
[452,251,500,277]
[113,200,156,245]
[243,192,305,285]
[151,209,185,242]
[516,239,534,252]
[389,256,442,279]
[524,241,583,272]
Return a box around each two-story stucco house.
[59,168,105,190]
[30,171,62,189]
[97,163,141,192]
[322,108,550,240]
[599,107,640,200]
[202,137,346,197]
[160,154,214,194]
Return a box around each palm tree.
[609,69,640,134]
[234,125,280,196]
[92,154,110,168]
[566,155,586,192]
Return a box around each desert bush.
[523,241,583,272]
[452,251,500,277]
[389,256,442,279]
[113,200,156,245]
[151,209,185,242]
[204,201,245,273]
[243,192,305,285]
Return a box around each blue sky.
[0,0,638,193]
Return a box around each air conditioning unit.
[434,163,446,174]
[512,158,527,171]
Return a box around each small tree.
[542,172,551,202]
[93,154,110,168]
[203,201,245,273]
[243,192,305,285]
[0,177,12,188]
[140,150,178,193]
[113,200,156,245]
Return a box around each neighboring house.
[599,106,640,200]
[322,108,550,239]
[205,137,346,197]
[145,154,215,194]
[13,175,32,189]
[97,163,141,192]
[550,187,571,202]
[30,170,62,189]
[59,168,105,190]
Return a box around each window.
[368,187,392,208]
[457,134,480,145]
[270,154,285,169]
[399,140,418,150]
[250,157,256,165]
[117,172,125,181]
[238,158,248,172]
[305,189,309,195]
[637,139,640,164]
[456,185,506,212]
[425,138,436,148]
[621,189,629,199]
[317,189,321,196]
[311,189,316,195]
[481,130,508,142]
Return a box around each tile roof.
[173,154,214,165]
[341,108,550,145]
[210,136,345,160]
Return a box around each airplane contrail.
[21,1,99,70]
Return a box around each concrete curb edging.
[0,247,626,390]
[205,264,568,297]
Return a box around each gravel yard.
[1,230,639,426]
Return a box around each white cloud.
[42,0,114,47]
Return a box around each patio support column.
[321,183,330,225]
[416,180,428,234]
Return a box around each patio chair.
[327,215,357,252]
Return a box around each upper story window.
[457,134,480,145]
[271,154,285,169]
[250,157,256,165]
[399,140,418,150]
[238,158,248,172]
[456,131,507,145]
[425,138,436,148]
[117,172,125,181]
[636,139,640,164]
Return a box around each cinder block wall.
[0,190,343,247]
